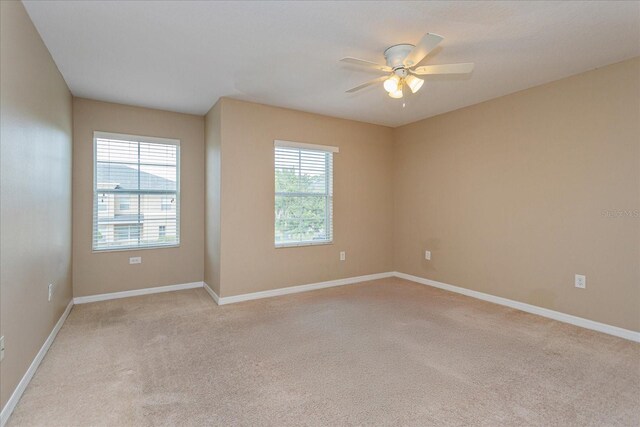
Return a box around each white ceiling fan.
[341,33,474,99]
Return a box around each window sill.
[92,244,180,253]
[275,241,333,249]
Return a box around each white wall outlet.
[339,251,346,261]
[0,336,4,362]
[424,250,431,260]
[575,274,586,289]
[129,256,142,265]
[48,283,54,302]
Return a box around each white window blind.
[274,140,338,247]
[93,131,180,251]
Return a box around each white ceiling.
[23,1,640,127]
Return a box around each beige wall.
[209,98,394,297]
[204,100,222,295]
[72,98,205,297]
[0,0,73,409]
[393,58,640,331]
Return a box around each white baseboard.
[73,281,204,304]
[394,272,640,343]
[203,282,220,304]
[0,272,634,427]
[205,272,395,305]
[3,272,632,427]
[1,299,74,427]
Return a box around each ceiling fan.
[341,33,474,99]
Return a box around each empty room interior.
[1,0,639,425]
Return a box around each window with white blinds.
[274,140,338,247]
[93,131,180,251]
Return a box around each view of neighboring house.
[95,163,178,249]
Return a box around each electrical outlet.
[48,283,54,302]
[575,274,586,289]
[424,250,431,260]
[339,251,346,261]
[0,336,5,362]
[129,257,142,264]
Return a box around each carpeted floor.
[8,277,640,426]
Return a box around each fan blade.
[345,76,388,93]
[412,63,475,75]
[403,33,444,67]
[341,57,391,72]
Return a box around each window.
[93,132,180,251]
[160,196,174,211]
[114,224,142,242]
[97,194,108,211]
[274,140,338,247]
[97,225,108,242]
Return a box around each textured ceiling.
[23,1,640,127]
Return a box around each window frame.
[273,140,339,248]
[92,131,181,252]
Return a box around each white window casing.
[274,140,338,248]
[92,131,180,251]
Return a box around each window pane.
[96,139,138,164]
[139,142,178,166]
[114,224,141,243]
[139,164,177,191]
[275,195,329,243]
[138,193,178,245]
[96,163,140,191]
[275,148,329,194]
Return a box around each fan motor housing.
[384,44,414,69]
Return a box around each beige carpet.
[8,278,639,426]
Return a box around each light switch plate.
[129,257,142,264]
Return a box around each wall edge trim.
[73,281,204,304]
[212,272,395,305]
[394,271,640,342]
[203,282,220,305]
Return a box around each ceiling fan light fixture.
[383,75,400,93]
[388,86,403,99]
[342,32,474,102]
[406,75,424,93]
